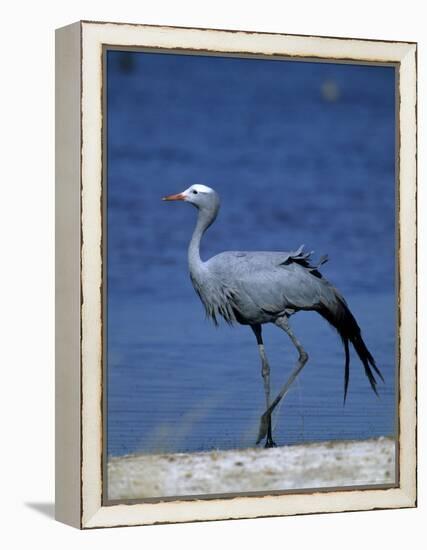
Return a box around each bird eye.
[192,190,198,194]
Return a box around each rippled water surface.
[106,51,396,457]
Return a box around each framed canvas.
[55,20,417,529]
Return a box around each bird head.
[162,184,220,212]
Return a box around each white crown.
[190,184,214,193]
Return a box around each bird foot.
[256,412,270,445]
[264,438,277,448]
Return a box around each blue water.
[106,51,396,457]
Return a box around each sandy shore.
[108,436,395,500]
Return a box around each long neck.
[188,206,217,275]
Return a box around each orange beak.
[162,192,186,201]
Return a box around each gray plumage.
[163,184,384,448]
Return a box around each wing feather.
[202,246,333,323]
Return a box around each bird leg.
[251,324,276,448]
[256,316,309,445]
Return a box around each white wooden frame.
[55,20,417,529]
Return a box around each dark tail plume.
[318,294,384,403]
[343,337,350,402]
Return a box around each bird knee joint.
[262,364,270,378]
[300,350,309,363]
